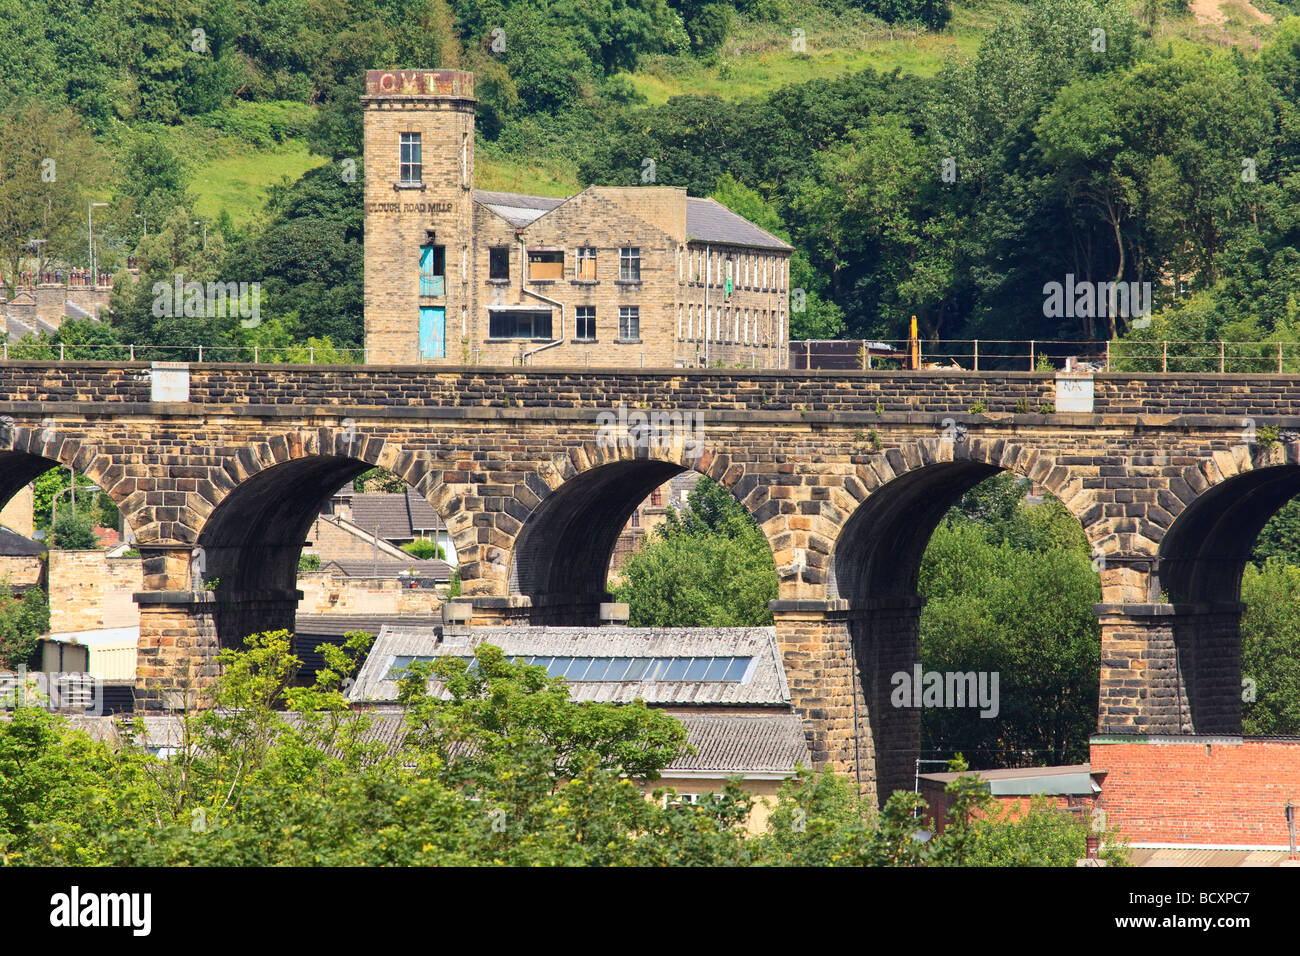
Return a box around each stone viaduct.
[0,361,1295,803]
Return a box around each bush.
[199,100,316,148]
[0,586,49,670]
[298,553,321,572]
[401,540,445,561]
[49,513,97,551]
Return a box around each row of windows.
[679,303,785,346]
[680,247,786,293]
[491,247,641,283]
[488,307,640,340]
[386,655,753,683]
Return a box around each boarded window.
[527,250,564,280]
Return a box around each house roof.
[470,189,793,251]
[56,708,809,776]
[661,712,809,774]
[919,763,1099,797]
[318,556,451,581]
[0,525,45,556]
[348,624,790,707]
[473,189,566,227]
[4,314,34,343]
[350,488,446,539]
[685,197,793,252]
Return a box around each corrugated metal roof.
[662,712,809,773]
[50,708,808,775]
[295,613,443,638]
[349,625,790,707]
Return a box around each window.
[618,306,639,341]
[399,133,422,184]
[489,309,552,339]
[461,133,468,188]
[651,488,662,506]
[419,245,445,296]
[619,247,640,282]
[527,250,564,280]
[575,306,595,340]
[576,247,596,279]
[489,247,510,280]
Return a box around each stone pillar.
[133,543,305,711]
[463,595,533,626]
[772,596,924,806]
[772,600,866,786]
[850,597,924,805]
[134,592,220,712]
[1096,601,1243,735]
[525,591,610,626]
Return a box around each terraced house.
[362,69,793,368]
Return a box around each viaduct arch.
[1,361,1297,804]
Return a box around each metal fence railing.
[789,339,1300,374]
[7,338,1300,372]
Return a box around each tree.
[49,512,98,550]
[402,540,446,560]
[711,174,844,340]
[919,485,1100,766]
[0,100,104,282]
[1241,560,1300,735]
[0,586,49,670]
[865,0,952,30]
[614,476,777,626]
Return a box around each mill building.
[362,69,793,368]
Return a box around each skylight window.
[384,654,754,683]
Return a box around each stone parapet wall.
[297,572,446,615]
[48,550,142,633]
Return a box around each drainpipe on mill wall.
[520,234,565,365]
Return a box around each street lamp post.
[88,202,109,285]
[193,220,207,252]
[27,239,46,284]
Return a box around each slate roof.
[4,315,34,343]
[470,189,793,251]
[685,197,793,252]
[349,624,790,707]
[350,488,446,539]
[0,525,45,556]
[294,613,444,638]
[319,556,452,581]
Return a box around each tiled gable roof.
[471,189,793,251]
[350,488,446,539]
